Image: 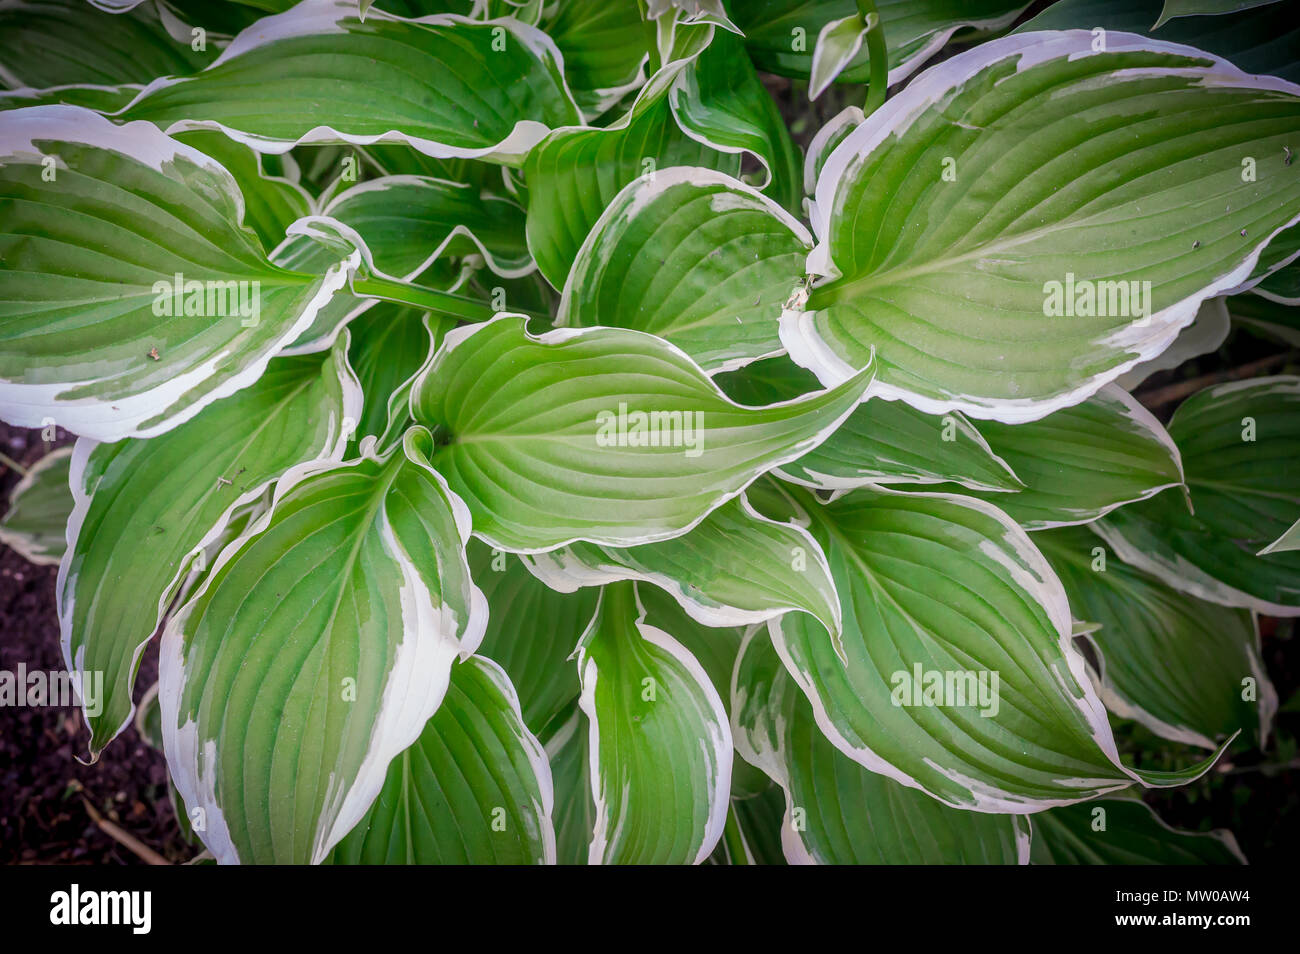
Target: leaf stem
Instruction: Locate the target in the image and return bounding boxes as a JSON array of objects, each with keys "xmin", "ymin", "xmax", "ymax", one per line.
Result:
[
  {"xmin": 856, "ymin": 0, "xmax": 888, "ymax": 117},
  {"xmin": 351, "ymin": 275, "xmax": 546, "ymax": 323},
  {"xmin": 722, "ymin": 801, "xmax": 749, "ymax": 864}
]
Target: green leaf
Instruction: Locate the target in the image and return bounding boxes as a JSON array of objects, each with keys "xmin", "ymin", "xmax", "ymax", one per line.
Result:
[
  {"xmin": 1094, "ymin": 376, "xmax": 1300, "ymax": 614},
  {"xmin": 541, "ymin": 0, "xmax": 656, "ymax": 115},
  {"xmin": 0, "ymin": 104, "xmax": 355, "ymax": 441},
  {"xmin": 716, "ymin": 356, "xmax": 1023, "ymax": 493},
  {"xmin": 1030, "ymin": 797, "xmax": 1245, "ymax": 864},
  {"xmin": 576, "ymin": 581, "xmax": 732, "ymax": 864},
  {"xmin": 730, "ymin": 0, "xmax": 1031, "ymax": 88},
  {"xmin": 469, "ymin": 539, "xmax": 597, "ymax": 735},
  {"xmin": 808, "ymin": 14, "xmax": 873, "ymax": 101},
  {"xmin": 1038, "ymin": 526, "xmax": 1275, "ymax": 748},
  {"xmin": 725, "ymin": 785, "xmax": 787, "ymax": 865},
  {"xmin": 558, "ymin": 167, "xmax": 811, "ymax": 373},
  {"xmin": 0, "ymin": 446, "xmax": 72, "ymax": 566},
  {"xmin": 787, "ymin": 32, "xmax": 1300, "ymax": 423},
  {"xmin": 522, "ymin": 53, "xmax": 741, "ymax": 288},
  {"xmin": 960, "ymin": 385, "xmax": 1185, "ymax": 530},
  {"xmin": 521, "ymin": 493, "xmax": 841, "ymax": 636},
  {"xmin": 117, "ymin": 0, "xmax": 581, "ymax": 165},
  {"xmin": 346, "ymin": 305, "xmax": 453, "ymax": 451},
  {"xmin": 543, "ymin": 708, "xmax": 596, "ymax": 865},
  {"xmin": 1017, "ymin": 0, "xmax": 1300, "ymax": 83},
  {"xmin": 0, "ymin": 0, "xmax": 214, "ymax": 90},
  {"xmin": 1228, "ymin": 290, "xmax": 1300, "ymax": 346},
  {"xmin": 1155, "ymin": 0, "xmax": 1282, "ymax": 29},
  {"xmin": 768, "ymin": 484, "xmax": 1229, "ymax": 810},
  {"xmin": 409, "ymin": 315, "xmax": 874, "ymax": 551},
  {"xmin": 628, "ymin": 585, "xmax": 770, "ymax": 798},
  {"xmin": 329, "ymin": 656, "xmax": 555, "ymax": 864},
  {"xmin": 59, "ymin": 341, "xmax": 361, "ymax": 754},
  {"xmin": 314, "ymin": 175, "xmax": 533, "ymax": 280},
  {"xmin": 732, "ymin": 628, "xmax": 1029, "ymax": 863},
  {"xmin": 168, "ymin": 130, "xmax": 312, "ymax": 254},
  {"xmin": 159, "ymin": 427, "xmax": 487, "ymax": 864},
  {"xmin": 667, "ymin": 29, "xmax": 803, "ymax": 213},
  {"xmin": 0, "ymin": 84, "xmax": 144, "ymax": 113}
]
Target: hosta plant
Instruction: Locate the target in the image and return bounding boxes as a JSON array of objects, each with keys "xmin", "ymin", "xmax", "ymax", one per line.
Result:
[{"xmin": 1, "ymin": 0, "xmax": 1298, "ymax": 865}]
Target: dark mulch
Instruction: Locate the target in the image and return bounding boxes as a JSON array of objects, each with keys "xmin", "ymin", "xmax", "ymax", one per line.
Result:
[{"xmin": 0, "ymin": 426, "xmax": 191, "ymax": 865}]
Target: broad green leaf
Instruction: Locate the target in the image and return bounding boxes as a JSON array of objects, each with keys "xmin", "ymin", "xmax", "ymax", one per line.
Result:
[
  {"xmin": 732, "ymin": 629, "xmax": 1029, "ymax": 863},
  {"xmin": 1094, "ymin": 376, "xmax": 1300, "ymax": 614},
  {"xmin": 1155, "ymin": 0, "xmax": 1282, "ymax": 28},
  {"xmin": 787, "ymin": 32, "xmax": 1300, "ymax": 423},
  {"xmin": 1030, "ymin": 797, "xmax": 1245, "ymax": 864},
  {"xmin": 159, "ymin": 427, "xmax": 487, "ymax": 864},
  {"xmin": 1018, "ymin": 0, "xmax": 1300, "ymax": 83},
  {"xmin": 542, "ymin": 0, "xmax": 656, "ymax": 115},
  {"xmin": 577, "ymin": 581, "xmax": 731, "ymax": 864},
  {"xmin": 557, "ymin": 168, "xmax": 811, "ymax": 373},
  {"xmin": 768, "ymin": 484, "xmax": 1229, "ymax": 811},
  {"xmin": 409, "ymin": 315, "xmax": 874, "ymax": 552},
  {"xmin": 730, "ymin": 0, "xmax": 1030, "ymax": 88},
  {"xmin": 59, "ymin": 341, "xmax": 361, "ymax": 754},
  {"xmin": 469, "ymin": 539, "xmax": 596, "ymax": 735},
  {"xmin": 116, "ymin": 0, "xmax": 581, "ymax": 164},
  {"xmin": 523, "ymin": 53, "xmax": 741, "ymax": 288},
  {"xmin": 1039, "ymin": 526, "xmax": 1274, "ymax": 748},
  {"xmin": 959, "ymin": 385, "xmax": 1185, "ymax": 530},
  {"xmin": 0, "ymin": 0, "xmax": 214, "ymax": 90},
  {"xmin": 0, "ymin": 446, "xmax": 72, "ymax": 566},
  {"xmin": 0, "ymin": 105, "xmax": 354, "ymax": 441},
  {"xmin": 716, "ymin": 356, "xmax": 1022, "ymax": 493},
  {"xmin": 1256, "ymin": 261, "xmax": 1300, "ymax": 304},
  {"xmin": 316, "ymin": 175, "xmax": 533, "ymax": 280},
  {"xmin": 521, "ymin": 493, "xmax": 841, "ymax": 636},
  {"xmin": 544, "ymin": 708, "xmax": 596, "ymax": 865},
  {"xmin": 173, "ymin": 130, "xmax": 312, "ymax": 254},
  {"xmin": 667, "ymin": 29, "xmax": 802, "ymax": 213},
  {"xmin": 329, "ymin": 656, "xmax": 555, "ymax": 864}
]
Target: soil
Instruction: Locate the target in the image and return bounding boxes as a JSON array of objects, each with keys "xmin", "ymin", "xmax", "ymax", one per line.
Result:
[{"xmin": 0, "ymin": 426, "xmax": 192, "ymax": 865}]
